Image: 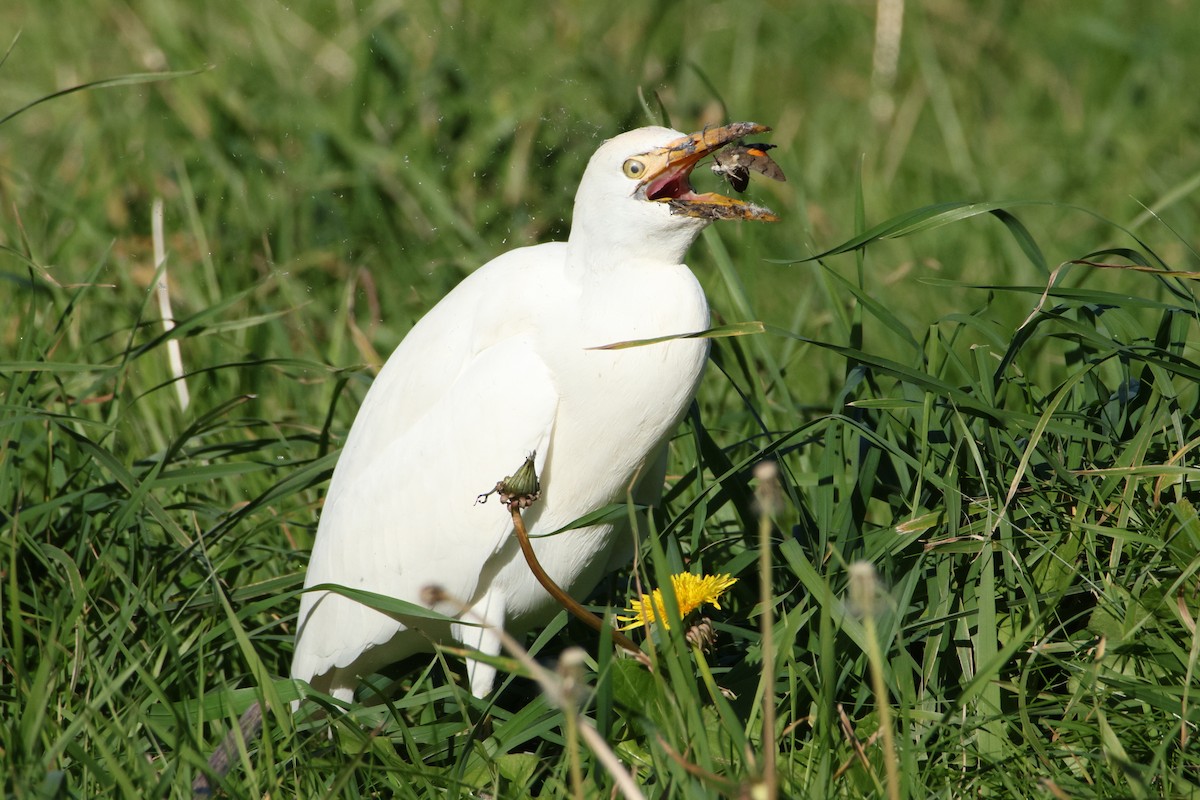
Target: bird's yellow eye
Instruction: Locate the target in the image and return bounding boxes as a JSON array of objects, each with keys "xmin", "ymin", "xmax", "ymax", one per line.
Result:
[{"xmin": 622, "ymin": 158, "xmax": 646, "ymax": 179}]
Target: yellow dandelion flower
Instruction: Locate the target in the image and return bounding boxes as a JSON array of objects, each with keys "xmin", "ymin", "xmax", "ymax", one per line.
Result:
[{"xmin": 616, "ymin": 572, "xmax": 738, "ymax": 631}]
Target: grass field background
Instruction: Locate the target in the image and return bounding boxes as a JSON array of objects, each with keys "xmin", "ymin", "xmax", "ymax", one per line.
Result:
[{"xmin": 3, "ymin": 1, "xmax": 1200, "ymax": 797}]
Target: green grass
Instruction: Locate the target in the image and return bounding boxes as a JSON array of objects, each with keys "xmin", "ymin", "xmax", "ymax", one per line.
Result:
[{"xmin": 3, "ymin": 1, "xmax": 1200, "ymax": 797}]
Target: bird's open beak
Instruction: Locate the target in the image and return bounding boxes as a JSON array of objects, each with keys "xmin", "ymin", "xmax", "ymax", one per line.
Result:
[{"xmin": 636, "ymin": 122, "xmax": 779, "ymax": 222}]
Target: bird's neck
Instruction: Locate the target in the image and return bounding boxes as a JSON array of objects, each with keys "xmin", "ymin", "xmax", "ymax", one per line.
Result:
[{"xmin": 566, "ymin": 217, "xmax": 705, "ymax": 272}]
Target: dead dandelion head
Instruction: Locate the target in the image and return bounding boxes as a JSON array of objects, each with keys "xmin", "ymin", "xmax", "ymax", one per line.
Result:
[{"xmin": 684, "ymin": 617, "xmax": 717, "ymax": 652}]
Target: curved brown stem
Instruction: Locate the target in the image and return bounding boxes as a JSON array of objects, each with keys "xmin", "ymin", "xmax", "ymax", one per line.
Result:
[{"xmin": 510, "ymin": 506, "xmax": 650, "ymax": 667}]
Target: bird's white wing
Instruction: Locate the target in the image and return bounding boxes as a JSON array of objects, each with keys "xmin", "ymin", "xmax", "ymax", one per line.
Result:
[
  {"xmin": 293, "ymin": 247, "xmax": 566, "ymax": 687},
  {"xmin": 293, "ymin": 335, "xmax": 557, "ymax": 681}
]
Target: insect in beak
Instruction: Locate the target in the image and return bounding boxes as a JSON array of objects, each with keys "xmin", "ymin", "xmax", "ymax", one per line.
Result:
[{"xmin": 710, "ymin": 142, "xmax": 787, "ymax": 193}]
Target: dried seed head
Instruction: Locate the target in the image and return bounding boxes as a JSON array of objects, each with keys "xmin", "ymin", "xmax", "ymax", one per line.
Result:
[
  {"xmin": 555, "ymin": 646, "xmax": 589, "ymax": 708},
  {"xmin": 753, "ymin": 459, "xmax": 783, "ymax": 516},
  {"xmin": 848, "ymin": 561, "xmax": 881, "ymax": 618},
  {"xmin": 685, "ymin": 617, "xmax": 717, "ymax": 652}
]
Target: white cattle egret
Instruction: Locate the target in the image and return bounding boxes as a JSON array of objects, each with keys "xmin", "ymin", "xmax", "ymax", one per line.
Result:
[{"xmin": 292, "ymin": 122, "xmax": 779, "ymax": 702}]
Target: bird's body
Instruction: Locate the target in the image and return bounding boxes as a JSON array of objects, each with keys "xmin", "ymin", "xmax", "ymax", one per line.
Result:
[{"xmin": 292, "ymin": 123, "xmax": 777, "ymax": 701}]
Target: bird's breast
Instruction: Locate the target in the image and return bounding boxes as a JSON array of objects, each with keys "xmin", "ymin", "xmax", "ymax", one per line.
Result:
[
  {"xmin": 492, "ymin": 263, "xmax": 710, "ymax": 622},
  {"xmin": 547, "ymin": 263, "xmax": 709, "ymax": 478}
]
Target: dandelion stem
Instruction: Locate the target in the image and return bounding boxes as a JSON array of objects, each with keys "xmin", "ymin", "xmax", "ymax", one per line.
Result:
[
  {"xmin": 850, "ymin": 562, "xmax": 900, "ymax": 800},
  {"xmin": 864, "ymin": 611, "xmax": 900, "ymax": 800},
  {"xmin": 510, "ymin": 506, "xmax": 650, "ymax": 666},
  {"xmin": 754, "ymin": 461, "xmax": 780, "ymax": 800}
]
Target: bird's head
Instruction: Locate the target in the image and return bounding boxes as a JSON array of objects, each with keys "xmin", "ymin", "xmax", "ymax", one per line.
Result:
[{"xmin": 568, "ymin": 123, "xmax": 779, "ymax": 269}]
